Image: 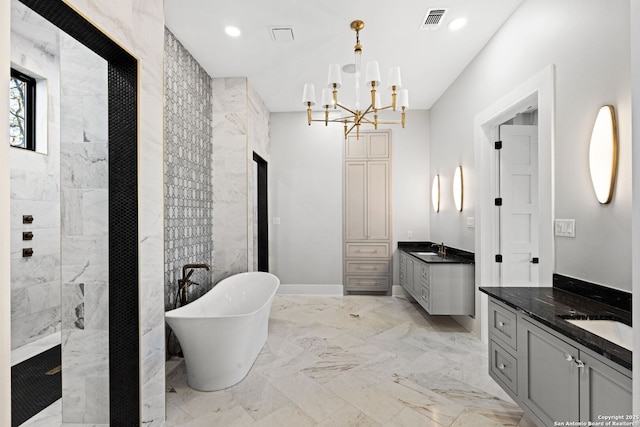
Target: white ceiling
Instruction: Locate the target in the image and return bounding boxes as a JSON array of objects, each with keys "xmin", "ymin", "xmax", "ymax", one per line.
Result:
[{"xmin": 164, "ymin": 0, "xmax": 524, "ymax": 113}]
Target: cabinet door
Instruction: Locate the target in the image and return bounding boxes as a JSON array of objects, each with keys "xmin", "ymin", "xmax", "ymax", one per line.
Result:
[
  {"xmin": 367, "ymin": 161, "xmax": 390, "ymax": 240},
  {"xmin": 579, "ymin": 352, "xmax": 632, "ymax": 422},
  {"xmin": 345, "ymin": 135, "xmax": 367, "ymax": 159},
  {"xmin": 399, "ymin": 253, "xmax": 407, "ymax": 287},
  {"xmin": 419, "ymin": 268, "xmax": 430, "ymax": 312},
  {"xmin": 412, "ymin": 261, "xmax": 424, "ymax": 297},
  {"xmin": 367, "ymin": 133, "xmax": 390, "ymax": 159},
  {"xmin": 406, "ymin": 257, "xmax": 415, "ymax": 296},
  {"xmin": 518, "ymin": 319, "xmax": 579, "ymax": 426},
  {"xmin": 345, "ymin": 162, "xmax": 367, "ymax": 240}
]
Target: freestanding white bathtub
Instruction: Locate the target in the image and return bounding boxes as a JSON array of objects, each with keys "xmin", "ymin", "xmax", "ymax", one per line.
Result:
[{"xmin": 165, "ymin": 272, "xmax": 280, "ymax": 391}]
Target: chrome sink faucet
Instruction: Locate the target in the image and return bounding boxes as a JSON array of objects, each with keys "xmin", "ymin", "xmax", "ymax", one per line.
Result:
[
  {"xmin": 431, "ymin": 242, "xmax": 446, "ymax": 257},
  {"xmin": 177, "ymin": 263, "xmax": 211, "ymax": 306}
]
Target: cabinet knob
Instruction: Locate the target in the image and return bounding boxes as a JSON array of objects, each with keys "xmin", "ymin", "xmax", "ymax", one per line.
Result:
[
  {"xmin": 564, "ymin": 353, "xmax": 573, "ymax": 362},
  {"xmin": 497, "ymin": 321, "xmax": 505, "ymax": 328},
  {"xmin": 498, "ymin": 363, "xmax": 506, "ymax": 370}
]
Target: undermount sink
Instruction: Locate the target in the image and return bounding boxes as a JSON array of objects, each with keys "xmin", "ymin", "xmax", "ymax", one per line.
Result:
[{"xmin": 564, "ymin": 319, "xmax": 633, "ymax": 351}]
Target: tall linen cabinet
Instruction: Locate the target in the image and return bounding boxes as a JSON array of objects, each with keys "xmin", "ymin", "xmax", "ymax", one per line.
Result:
[{"xmin": 343, "ymin": 131, "xmax": 392, "ymax": 294}]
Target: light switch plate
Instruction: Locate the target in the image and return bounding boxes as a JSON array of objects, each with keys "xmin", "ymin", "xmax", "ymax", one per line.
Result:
[
  {"xmin": 272, "ymin": 217, "xmax": 281, "ymax": 225},
  {"xmin": 555, "ymin": 219, "xmax": 575, "ymax": 237},
  {"xmin": 466, "ymin": 217, "xmax": 475, "ymax": 229}
]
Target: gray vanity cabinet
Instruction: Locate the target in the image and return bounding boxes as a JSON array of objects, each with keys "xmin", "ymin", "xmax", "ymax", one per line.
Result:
[
  {"xmin": 488, "ymin": 298, "xmax": 632, "ymax": 427},
  {"xmin": 399, "ymin": 252, "xmax": 474, "ymax": 316},
  {"xmin": 518, "ymin": 318, "xmax": 580, "ymax": 426},
  {"xmin": 399, "ymin": 252, "xmax": 415, "ymax": 293},
  {"xmin": 578, "ymin": 352, "xmax": 633, "ymax": 422}
]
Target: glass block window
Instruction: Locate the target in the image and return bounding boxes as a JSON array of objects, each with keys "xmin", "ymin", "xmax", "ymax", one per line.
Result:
[{"xmin": 10, "ymin": 68, "xmax": 36, "ymax": 150}]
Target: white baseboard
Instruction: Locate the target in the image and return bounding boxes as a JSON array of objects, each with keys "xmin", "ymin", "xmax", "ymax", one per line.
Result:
[
  {"xmin": 391, "ymin": 285, "xmax": 405, "ymax": 296},
  {"xmin": 277, "ymin": 284, "xmax": 405, "ymax": 296},
  {"xmin": 276, "ymin": 284, "xmax": 344, "ymax": 295}
]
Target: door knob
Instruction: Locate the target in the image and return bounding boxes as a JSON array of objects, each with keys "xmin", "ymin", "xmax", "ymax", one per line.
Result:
[{"xmin": 530, "ymin": 257, "xmax": 539, "ymax": 264}]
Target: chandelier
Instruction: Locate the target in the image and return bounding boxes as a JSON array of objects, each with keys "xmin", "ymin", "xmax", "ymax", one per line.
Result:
[{"xmin": 302, "ymin": 20, "xmax": 409, "ymax": 139}]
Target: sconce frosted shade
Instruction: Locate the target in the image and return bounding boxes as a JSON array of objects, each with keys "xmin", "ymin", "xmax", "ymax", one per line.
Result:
[
  {"xmin": 453, "ymin": 166, "xmax": 463, "ymax": 211},
  {"xmin": 302, "ymin": 83, "xmax": 316, "ymax": 106},
  {"xmin": 431, "ymin": 175, "xmax": 440, "ymax": 212},
  {"xmin": 588, "ymin": 105, "xmax": 617, "ymax": 204}
]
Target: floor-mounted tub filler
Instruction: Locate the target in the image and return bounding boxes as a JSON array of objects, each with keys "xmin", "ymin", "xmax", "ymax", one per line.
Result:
[{"xmin": 165, "ymin": 272, "xmax": 280, "ymax": 391}]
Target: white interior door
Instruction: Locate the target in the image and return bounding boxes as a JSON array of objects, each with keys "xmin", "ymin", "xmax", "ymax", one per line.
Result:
[{"xmin": 499, "ymin": 124, "xmax": 539, "ymax": 286}]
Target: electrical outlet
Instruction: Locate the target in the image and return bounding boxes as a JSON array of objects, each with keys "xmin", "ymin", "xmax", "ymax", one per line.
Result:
[
  {"xmin": 408, "ymin": 231, "xmax": 413, "ymax": 239},
  {"xmin": 272, "ymin": 217, "xmax": 281, "ymax": 225},
  {"xmin": 466, "ymin": 217, "xmax": 475, "ymax": 229}
]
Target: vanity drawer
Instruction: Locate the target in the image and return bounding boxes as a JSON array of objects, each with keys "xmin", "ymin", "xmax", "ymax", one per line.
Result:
[
  {"xmin": 489, "ymin": 300, "xmax": 517, "ymax": 350},
  {"xmin": 345, "ymin": 243, "xmax": 389, "ymax": 258},
  {"xmin": 345, "ymin": 275, "xmax": 389, "ymax": 291},
  {"xmin": 489, "ymin": 340, "xmax": 518, "ymax": 397},
  {"xmin": 346, "ymin": 260, "xmax": 389, "ymax": 274}
]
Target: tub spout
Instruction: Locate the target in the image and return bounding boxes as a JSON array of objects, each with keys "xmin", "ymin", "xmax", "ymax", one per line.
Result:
[{"xmin": 178, "ymin": 263, "xmax": 211, "ymax": 306}]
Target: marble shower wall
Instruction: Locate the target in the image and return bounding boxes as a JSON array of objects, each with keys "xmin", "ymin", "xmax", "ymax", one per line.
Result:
[
  {"xmin": 2, "ymin": 0, "xmax": 166, "ymax": 424},
  {"xmin": 163, "ymin": 29, "xmax": 213, "ymax": 307},
  {"xmin": 212, "ymin": 78, "xmax": 270, "ymax": 283},
  {"xmin": 9, "ymin": 0, "xmax": 62, "ymax": 350},
  {"xmin": 59, "ymin": 31, "xmax": 109, "ymax": 424}
]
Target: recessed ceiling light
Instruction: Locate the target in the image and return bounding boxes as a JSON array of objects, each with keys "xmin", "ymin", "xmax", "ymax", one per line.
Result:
[
  {"xmin": 448, "ymin": 17, "xmax": 467, "ymax": 31},
  {"xmin": 225, "ymin": 26, "xmax": 241, "ymax": 37}
]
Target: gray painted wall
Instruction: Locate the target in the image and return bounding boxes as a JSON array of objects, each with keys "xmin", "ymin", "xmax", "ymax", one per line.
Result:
[
  {"xmin": 430, "ymin": 0, "xmax": 632, "ymax": 292},
  {"xmin": 269, "ymin": 110, "xmax": 431, "ymax": 287}
]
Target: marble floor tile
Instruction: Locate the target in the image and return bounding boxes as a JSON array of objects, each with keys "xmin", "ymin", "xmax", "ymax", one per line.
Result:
[{"xmin": 164, "ymin": 295, "xmax": 531, "ymax": 426}]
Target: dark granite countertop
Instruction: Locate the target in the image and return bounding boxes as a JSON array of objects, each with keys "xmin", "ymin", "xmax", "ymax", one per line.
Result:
[
  {"xmin": 479, "ymin": 286, "xmax": 632, "ymax": 371},
  {"xmin": 398, "ymin": 241, "xmax": 474, "ymax": 264}
]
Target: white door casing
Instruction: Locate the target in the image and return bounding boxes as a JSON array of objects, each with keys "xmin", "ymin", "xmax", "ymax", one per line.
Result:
[{"xmin": 474, "ymin": 64, "xmax": 555, "ymax": 343}]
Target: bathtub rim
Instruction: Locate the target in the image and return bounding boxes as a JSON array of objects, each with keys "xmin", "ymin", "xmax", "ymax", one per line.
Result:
[{"xmin": 165, "ymin": 271, "xmax": 280, "ymax": 320}]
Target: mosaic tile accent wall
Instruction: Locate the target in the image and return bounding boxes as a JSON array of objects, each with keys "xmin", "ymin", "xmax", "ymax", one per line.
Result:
[{"xmin": 163, "ymin": 29, "xmax": 213, "ymax": 309}]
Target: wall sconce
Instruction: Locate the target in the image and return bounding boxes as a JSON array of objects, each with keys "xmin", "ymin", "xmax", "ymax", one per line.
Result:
[
  {"xmin": 431, "ymin": 175, "xmax": 440, "ymax": 212},
  {"xmin": 588, "ymin": 105, "xmax": 618, "ymax": 204},
  {"xmin": 453, "ymin": 166, "xmax": 463, "ymax": 211}
]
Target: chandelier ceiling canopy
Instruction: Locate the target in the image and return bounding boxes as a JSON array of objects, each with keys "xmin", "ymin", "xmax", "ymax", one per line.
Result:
[{"xmin": 302, "ymin": 20, "xmax": 409, "ymax": 139}]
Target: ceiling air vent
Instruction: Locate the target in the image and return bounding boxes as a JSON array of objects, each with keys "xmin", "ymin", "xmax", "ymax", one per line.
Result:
[
  {"xmin": 269, "ymin": 26, "xmax": 294, "ymax": 42},
  {"xmin": 420, "ymin": 8, "xmax": 448, "ymax": 30}
]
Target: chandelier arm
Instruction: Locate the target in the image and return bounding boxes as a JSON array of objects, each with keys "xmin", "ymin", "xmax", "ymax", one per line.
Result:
[
  {"xmin": 311, "ymin": 118, "xmax": 357, "ymax": 124},
  {"xmin": 335, "ymin": 102, "xmax": 359, "ymax": 116},
  {"xmin": 371, "ymin": 120, "xmax": 404, "ymax": 125}
]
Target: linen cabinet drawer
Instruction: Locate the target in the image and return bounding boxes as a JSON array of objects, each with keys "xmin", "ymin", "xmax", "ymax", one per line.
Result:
[
  {"xmin": 345, "ymin": 243, "xmax": 389, "ymax": 258},
  {"xmin": 345, "ymin": 275, "xmax": 389, "ymax": 291},
  {"xmin": 489, "ymin": 300, "xmax": 517, "ymax": 350},
  {"xmin": 489, "ymin": 340, "xmax": 518, "ymax": 397},
  {"xmin": 346, "ymin": 260, "xmax": 389, "ymax": 274}
]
